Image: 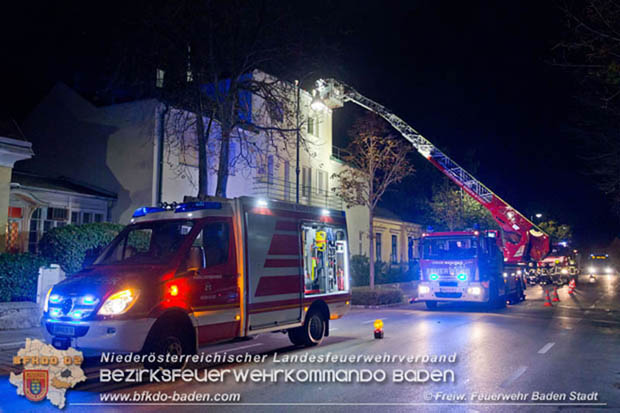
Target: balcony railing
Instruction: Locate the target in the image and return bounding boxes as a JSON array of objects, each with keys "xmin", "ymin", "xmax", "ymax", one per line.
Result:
[
  {"xmin": 253, "ymin": 176, "xmax": 343, "ymax": 210},
  {"xmin": 331, "ymin": 145, "xmax": 351, "ymax": 162}
]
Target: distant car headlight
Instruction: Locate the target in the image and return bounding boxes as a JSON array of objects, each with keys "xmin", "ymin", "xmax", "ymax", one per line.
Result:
[
  {"xmin": 98, "ymin": 289, "xmax": 139, "ymax": 315},
  {"xmin": 561, "ymin": 268, "xmax": 568, "ymax": 274},
  {"xmin": 605, "ymin": 267, "xmax": 613, "ymax": 274},
  {"xmin": 418, "ymin": 285, "xmax": 430, "ymax": 294},
  {"xmin": 588, "ymin": 266, "xmax": 596, "ymax": 273}
]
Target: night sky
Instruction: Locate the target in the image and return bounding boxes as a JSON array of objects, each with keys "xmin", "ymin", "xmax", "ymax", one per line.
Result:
[{"xmin": 1, "ymin": 1, "xmax": 618, "ymax": 248}]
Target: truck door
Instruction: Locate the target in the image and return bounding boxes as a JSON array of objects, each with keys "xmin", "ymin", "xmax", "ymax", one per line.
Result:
[{"xmin": 190, "ymin": 218, "xmax": 240, "ymax": 345}]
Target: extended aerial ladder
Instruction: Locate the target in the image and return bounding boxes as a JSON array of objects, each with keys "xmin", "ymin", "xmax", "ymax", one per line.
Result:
[{"xmin": 313, "ymin": 79, "xmax": 550, "ymax": 265}]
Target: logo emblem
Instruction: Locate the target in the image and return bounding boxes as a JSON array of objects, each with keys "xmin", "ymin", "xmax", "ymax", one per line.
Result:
[
  {"xmin": 61, "ymin": 298, "xmax": 73, "ymax": 315},
  {"xmin": 23, "ymin": 370, "xmax": 48, "ymax": 402}
]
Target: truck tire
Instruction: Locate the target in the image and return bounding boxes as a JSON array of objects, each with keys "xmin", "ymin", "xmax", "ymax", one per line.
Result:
[
  {"xmin": 488, "ymin": 284, "xmax": 505, "ymax": 310},
  {"xmin": 288, "ymin": 327, "xmax": 306, "ymax": 346},
  {"xmin": 518, "ymin": 281, "xmax": 526, "ymax": 301},
  {"xmin": 425, "ymin": 301, "xmax": 438, "ymax": 310},
  {"xmin": 143, "ymin": 323, "xmax": 194, "ymax": 369},
  {"xmin": 305, "ymin": 310, "xmax": 326, "ymax": 346}
]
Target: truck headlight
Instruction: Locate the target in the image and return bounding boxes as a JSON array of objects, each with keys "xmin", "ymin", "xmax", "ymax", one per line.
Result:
[
  {"xmin": 588, "ymin": 266, "xmax": 595, "ymax": 273},
  {"xmin": 98, "ymin": 289, "xmax": 139, "ymax": 316},
  {"xmin": 561, "ymin": 268, "xmax": 568, "ymax": 274},
  {"xmin": 605, "ymin": 267, "xmax": 613, "ymax": 274},
  {"xmin": 418, "ymin": 285, "xmax": 430, "ymax": 294},
  {"xmin": 468, "ymin": 287, "xmax": 481, "ymax": 295}
]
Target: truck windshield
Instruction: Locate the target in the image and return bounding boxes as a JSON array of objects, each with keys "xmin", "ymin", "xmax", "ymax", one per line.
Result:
[
  {"xmin": 422, "ymin": 237, "xmax": 477, "ymax": 260},
  {"xmin": 94, "ymin": 220, "xmax": 194, "ymax": 266}
]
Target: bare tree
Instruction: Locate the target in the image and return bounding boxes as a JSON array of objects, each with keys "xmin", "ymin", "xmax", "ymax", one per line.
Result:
[
  {"xmin": 106, "ymin": 0, "xmax": 323, "ymax": 199},
  {"xmin": 332, "ymin": 113, "xmax": 415, "ymax": 289},
  {"xmin": 553, "ymin": 0, "xmax": 620, "ymax": 216}
]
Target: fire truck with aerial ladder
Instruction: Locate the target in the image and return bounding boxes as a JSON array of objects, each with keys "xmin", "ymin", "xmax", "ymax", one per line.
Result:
[{"xmin": 312, "ymin": 79, "xmax": 550, "ymax": 308}]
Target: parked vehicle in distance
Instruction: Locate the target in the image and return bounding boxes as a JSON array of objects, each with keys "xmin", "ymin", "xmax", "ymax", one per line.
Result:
[
  {"xmin": 537, "ymin": 265, "xmax": 553, "ymax": 285},
  {"xmin": 584, "ymin": 253, "xmax": 615, "ymax": 275},
  {"xmin": 41, "ymin": 197, "xmax": 351, "ymax": 362},
  {"xmin": 526, "ymin": 272, "xmax": 539, "ymax": 285}
]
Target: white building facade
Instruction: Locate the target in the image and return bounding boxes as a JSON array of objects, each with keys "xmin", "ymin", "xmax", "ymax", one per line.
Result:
[{"xmin": 21, "ymin": 72, "xmax": 372, "ymax": 253}]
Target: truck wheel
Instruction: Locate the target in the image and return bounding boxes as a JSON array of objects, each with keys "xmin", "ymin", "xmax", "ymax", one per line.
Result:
[
  {"xmin": 488, "ymin": 285, "xmax": 505, "ymax": 310},
  {"xmin": 288, "ymin": 327, "xmax": 306, "ymax": 346},
  {"xmin": 425, "ymin": 301, "xmax": 438, "ymax": 310},
  {"xmin": 303, "ymin": 310, "xmax": 326, "ymax": 346},
  {"xmin": 143, "ymin": 324, "xmax": 194, "ymax": 369}
]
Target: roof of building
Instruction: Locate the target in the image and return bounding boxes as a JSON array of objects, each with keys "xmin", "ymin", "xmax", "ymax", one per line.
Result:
[
  {"xmin": 0, "ymin": 119, "xmax": 27, "ymax": 141},
  {"xmin": 11, "ymin": 171, "xmax": 117, "ymax": 199},
  {"xmin": 374, "ymin": 206, "xmax": 420, "ymax": 226}
]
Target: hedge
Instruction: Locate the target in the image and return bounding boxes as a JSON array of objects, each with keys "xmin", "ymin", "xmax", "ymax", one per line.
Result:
[
  {"xmin": 351, "ymin": 286, "xmax": 404, "ymax": 306},
  {"xmin": 0, "ymin": 253, "xmax": 49, "ymax": 302},
  {"xmin": 350, "ymin": 255, "xmax": 420, "ymax": 287},
  {"xmin": 38, "ymin": 222, "xmax": 126, "ymax": 274}
]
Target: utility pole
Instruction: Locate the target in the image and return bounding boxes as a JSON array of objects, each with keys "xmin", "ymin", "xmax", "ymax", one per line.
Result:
[{"xmin": 295, "ymin": 79, "xmax": 301, "ymax": 204}]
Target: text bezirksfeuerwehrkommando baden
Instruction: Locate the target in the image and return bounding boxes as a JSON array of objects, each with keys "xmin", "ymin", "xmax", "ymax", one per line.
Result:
[{"xmin": 99, "ymin": 352, "xmax": 457, "ymax": 384}]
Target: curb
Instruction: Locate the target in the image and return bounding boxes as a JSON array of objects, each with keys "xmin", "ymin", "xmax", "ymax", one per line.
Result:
[{"xmin": 351, "ymin": 302, "xmax": 409, "ymax": 309}]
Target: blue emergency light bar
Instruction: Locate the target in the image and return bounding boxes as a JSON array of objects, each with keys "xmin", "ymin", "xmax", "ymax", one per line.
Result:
[
  {"xmin": 175, "ymin": 202, "xmax": 222, "ymax": 213},
  {"xmin": 132, "ymin": 202, "xmax": 222, "ymax": 218},
  {"xmin": 132, "ymin": 206, "xmax": 167, "ymax": 218}
]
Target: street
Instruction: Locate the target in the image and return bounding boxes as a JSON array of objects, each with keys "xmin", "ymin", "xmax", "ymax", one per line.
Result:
[{"xmin": 1, "ymin": 275, "xmax": 618, "ymax": 412}]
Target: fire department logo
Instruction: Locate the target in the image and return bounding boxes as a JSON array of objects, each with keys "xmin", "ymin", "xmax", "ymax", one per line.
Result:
[
  {"xmin": 23, "ymin": 370, "xmax": 49, "ymax": 402},
  {"xmin": 9, "ymin": 339, "xmax": 86, "ymax": 408}
]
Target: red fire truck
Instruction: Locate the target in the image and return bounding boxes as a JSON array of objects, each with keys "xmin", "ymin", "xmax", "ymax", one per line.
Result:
[
  {"xmin": 416, "ymin": 230, "xmax": 524, "ymax": 308},
  {"xmin": 313, "ymin": 79, "xmax": 550, "ymax": 308},
  {"xmin": 42, "ymin": 197, "xmax": 350, "ymax": 360}
]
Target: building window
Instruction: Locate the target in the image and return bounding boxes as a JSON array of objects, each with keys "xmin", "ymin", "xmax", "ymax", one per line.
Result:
[
  {"xmin": 156, "ymin": 68, "xmax": 165, "ymax": 88},
  {"xmin": 28, "ymin": 207, "xmax": 69, "ymax": 253},
  {"xmin": 47, "ymin": 207, "xmax": 68, "ymax": 221},
  {"xmin": 267, "ymin": 155, "xmax": 274, "ymax": 184},
  {"xmin": 375, "ymin": 233, "xmax": 382, "ymax": 262},
  {"xmin": 82, "ymin": 212, "xmax": 92, "ymax": 224},
  {"xmin": 408, "ymin": 237, "xmax": 414, "ymax": 262},
  {"xmin": 95, "ymin": 213, "xmax": 103, "ymax": 223},
  {"xmin": 302, "ymin": 167, "xmax": 312, "ymax": 197},
  {"xmin": 229, "ymin": 141, "xmax": 237, "ymax": 175},
  {"xmin": 307, "ymin": 116, "xmax": 315, "ymax": 135},
  {"xmin": 391, "ymin": 235, "xmax": 398, "ymax": 263},
  {"xmin": 71, "ymin": 211, "xmax": 79, "ymax": 224},
  {"xmin": 359, "ymin": 231, "xmax": 363, "ymax": 255},
  {"xmin": 283, "ymin": 161, "xmax": 290, "ymax": 201},
  {"xmin": 317, "ymin": 170, "xmax": 327, "ymax": 196}
]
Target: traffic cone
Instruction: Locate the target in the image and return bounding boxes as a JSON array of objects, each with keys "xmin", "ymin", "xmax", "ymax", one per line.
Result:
[
  {"xmin": 544, "ymin": 289, "xmax": 553, "ymax": 307},
  {"xmin": 552, "ymin": 286, "xmax": 560, "ymax": 302},
  {"xmin": 568, "ymin": 278, "xmax": 575, "ymax": 295}
]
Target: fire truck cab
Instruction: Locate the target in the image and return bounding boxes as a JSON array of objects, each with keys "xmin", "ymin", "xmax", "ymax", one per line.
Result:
[
  {"xmin": 417, "ymin": 230, "xmax": 525, "ymax": 309},
  {"xmin": 41, "ymin": 197, "xmax": 350, "ymax": 360}
]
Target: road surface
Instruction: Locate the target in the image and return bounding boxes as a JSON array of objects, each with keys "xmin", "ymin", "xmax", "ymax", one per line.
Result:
[{"xmin": 1, "ymin": 275, "xmax": 618, "ymax": 412}]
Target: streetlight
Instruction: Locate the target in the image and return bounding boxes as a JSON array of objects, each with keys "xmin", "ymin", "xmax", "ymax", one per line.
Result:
[{"xmin": 536, "ymin": 213, "xmax": 542, "ymax": 219}]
